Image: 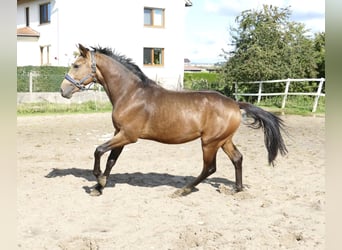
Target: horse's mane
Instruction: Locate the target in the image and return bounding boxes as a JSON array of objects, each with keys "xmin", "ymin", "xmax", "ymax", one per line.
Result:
[{"xmin": 91, "ymin": 46, "xmax": 155, "ymax": 86}]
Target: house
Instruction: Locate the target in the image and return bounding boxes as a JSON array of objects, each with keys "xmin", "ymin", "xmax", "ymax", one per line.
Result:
[{"xmin": 17, "ymin": 0, "xmax": 192, "ymax": 90}]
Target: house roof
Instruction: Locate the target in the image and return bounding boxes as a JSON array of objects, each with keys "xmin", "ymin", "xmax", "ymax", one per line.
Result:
[
  {"xmin": 17, "ymin": 26, "xmax": 40, "ymax": 37},
  {"xmin": 184, "ymin": 65, "xmax": 203, "ymax": 72}
]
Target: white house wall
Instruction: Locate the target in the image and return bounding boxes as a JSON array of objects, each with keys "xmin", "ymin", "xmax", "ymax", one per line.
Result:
[
  {"xmin": 17, "ymin": 0, "xmax": 186, "ymax": 89},
  {"xmin": 142, "ymin": 0, "xmax": 185, "ymax": 88},
  {"xmin": 17, "ymin": 37, "xmax": 41, "ymax": 66}
]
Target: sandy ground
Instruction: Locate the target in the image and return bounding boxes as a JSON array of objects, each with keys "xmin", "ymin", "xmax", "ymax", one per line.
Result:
[{"xmin": 17, "ymin": 112, "xmax": 325, "ymax": 249}]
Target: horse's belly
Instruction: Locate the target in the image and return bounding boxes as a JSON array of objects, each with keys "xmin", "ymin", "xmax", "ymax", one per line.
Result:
[
  {"xmin": 141, "ymin": 119, "xmax": 202, "ymax": 144},
  {"xmin": 143, "ymin": 132, "xmax": 201, "ymax": 144}
]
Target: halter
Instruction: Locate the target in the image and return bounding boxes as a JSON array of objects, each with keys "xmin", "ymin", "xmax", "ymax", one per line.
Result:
[{"xmin": 64, "ymin": 51, "xmax": 97, "ymax": 91}]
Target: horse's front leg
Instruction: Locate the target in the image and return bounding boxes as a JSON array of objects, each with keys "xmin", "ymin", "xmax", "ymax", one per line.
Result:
[
  {"xmin": 92, "ymin": 130, "xmax": 120, "ymax": 179},
  {"xmin": 90, "ymin": 131, "xmax": 132, "ymax": 196},
  {"xmin": 90, "ymin": 146, "xmax": 124, "ymax": 196},
  {"xmin": 92, "ymin": 147, "xmax": 103, "ymax": 179},
  {"xmin": 90, "ymin": 143, "xmax": 108, "ymax": 196}
]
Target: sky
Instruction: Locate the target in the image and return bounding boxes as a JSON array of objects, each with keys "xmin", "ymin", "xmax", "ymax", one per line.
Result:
[{"xmin": 184, "ymin": 0, "xmax": 325, "ymax": 64}]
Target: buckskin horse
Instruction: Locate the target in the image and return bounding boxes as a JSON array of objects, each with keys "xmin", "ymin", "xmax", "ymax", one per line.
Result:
[{"xmin": 60, "ymin": 44, "xmax": 287, "ymax": 196}]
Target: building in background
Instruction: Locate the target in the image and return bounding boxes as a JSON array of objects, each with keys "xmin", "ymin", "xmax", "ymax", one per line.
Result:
[{"xmin": 17, "ymin": 0, "xmax": 192, "ymax": 89}]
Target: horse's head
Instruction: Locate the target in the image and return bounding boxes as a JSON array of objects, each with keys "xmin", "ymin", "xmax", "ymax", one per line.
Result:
[{"xmin": 60, "ymin": 44, "xmax": 97, "ymax": 99}]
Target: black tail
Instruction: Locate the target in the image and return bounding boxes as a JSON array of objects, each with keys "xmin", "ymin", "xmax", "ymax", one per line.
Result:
[{"xmin": 238, "ymin": 102, "xmax": 288, "ymax": 165}]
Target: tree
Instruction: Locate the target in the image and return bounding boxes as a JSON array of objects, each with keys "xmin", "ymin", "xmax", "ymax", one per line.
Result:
[
  {"xmin": 313, "ymin": 32, "xmax": 325, "ymax": 78},
  {"xmin": 221, "ymin": 5, "xmax": 319, "ymax": 90}
]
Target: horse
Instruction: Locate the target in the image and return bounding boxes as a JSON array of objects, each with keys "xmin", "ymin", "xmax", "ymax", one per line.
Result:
[{"xmin": 60, "ymin": 44, "xmax": 288, "ymax": 197}]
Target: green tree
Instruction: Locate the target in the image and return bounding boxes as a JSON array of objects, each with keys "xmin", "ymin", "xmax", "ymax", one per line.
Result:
[
  {"xmin": 220, "ymin": 4, "xmax": 320, "ymax": 97},
  {"xmin": 313, "ymin": 32, "xmax": 325, "ymax": 78}
]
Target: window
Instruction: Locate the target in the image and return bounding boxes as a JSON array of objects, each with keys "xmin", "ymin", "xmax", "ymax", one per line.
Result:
[
  {"xmin": 40, "ymin": 2, "xmax": 51, "ymax": 24},
  {"xmin": 143, "ymin": 48, "xmax": 164, "ymax": 66},
  {"xmin": 144, "ymin": 7, "xmax": 164, "ymax": 27},
  {"xmin": 40, "ymin": 45, "xmax": 50, "ymax": 65}
]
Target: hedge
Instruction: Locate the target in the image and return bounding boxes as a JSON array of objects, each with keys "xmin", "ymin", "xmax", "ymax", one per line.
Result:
[{"xmin": 17, "ymin": 66, "xmax": 69, "ymax": 92}]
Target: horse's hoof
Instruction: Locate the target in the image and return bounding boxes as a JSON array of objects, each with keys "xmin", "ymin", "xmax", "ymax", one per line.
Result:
[
  {"xmin": 89, "ymin": 188, "xmax": 102, "ymax": 196},
  {"xmin": 90, "ymin": 189, "xmax": 101, "ymax": 196},
  {"xmin": 234, "ymin": 185, "xmax": 243, "ymax": 193},
  {"xmin": 170, "ymin": 187, "xmax": 193, "ymax": 198}
]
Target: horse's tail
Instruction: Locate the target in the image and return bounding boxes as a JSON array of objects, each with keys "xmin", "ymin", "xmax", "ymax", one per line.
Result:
[{"xmin": 238, "ymin": 102, "xmax": 288, "ymax": 165}]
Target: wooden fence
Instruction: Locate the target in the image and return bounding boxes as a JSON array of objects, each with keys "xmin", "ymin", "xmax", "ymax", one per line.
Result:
[{"xmin": 234, "ymin": 78, "xmax": 325, "ymax": 112}]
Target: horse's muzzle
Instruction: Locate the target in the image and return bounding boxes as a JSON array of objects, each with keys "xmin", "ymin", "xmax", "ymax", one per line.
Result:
[
  {"xmin": 60, "ymin": 85, "xmax": 74, "ymax": 99},
  {"xmin": 60, "ymin": 88, "xmax": 69, "ymax": 99}
]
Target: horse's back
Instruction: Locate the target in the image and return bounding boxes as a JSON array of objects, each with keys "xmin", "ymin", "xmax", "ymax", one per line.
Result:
[{"xmin": 163, "ymin": 89, "xmax": 240, "ymax": 117}]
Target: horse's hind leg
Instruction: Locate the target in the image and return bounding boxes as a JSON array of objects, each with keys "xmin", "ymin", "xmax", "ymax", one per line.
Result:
[
  {"xmin": 221, "ymin": 140, "xmax": 243, "ymax": 192},
  {"xmin": 91, "ymin": 146, "xmax": 124, "ymax": 196},
  {"xmin": 172, "ymin": 143, "xmax": 218, "ymax": 197}
]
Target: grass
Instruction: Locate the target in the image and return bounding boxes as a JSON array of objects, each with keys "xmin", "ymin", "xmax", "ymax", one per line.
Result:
[
  {"xmin": 17, "ymin": 101, "xmax": 113, "ymax": 116},
  {"xmin": 256, "ymin": 95, "xmax": 325, "ymax": 116}
]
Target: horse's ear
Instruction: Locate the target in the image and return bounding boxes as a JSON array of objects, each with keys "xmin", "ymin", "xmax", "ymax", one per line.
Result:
[{"xmin": 78, "ymin": 44, "xmax": 89, "ymax": 57}]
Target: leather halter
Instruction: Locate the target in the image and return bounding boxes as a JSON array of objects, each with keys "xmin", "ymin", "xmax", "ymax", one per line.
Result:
[{"xmin": 64, "ymin": 51, "xmax": 97, "ymax": 91}]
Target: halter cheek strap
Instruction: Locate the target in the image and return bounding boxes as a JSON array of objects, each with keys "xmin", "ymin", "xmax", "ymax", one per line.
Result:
[{"xmin": 64, "ymin": 51, "xmax": 97, "ymax": 91}]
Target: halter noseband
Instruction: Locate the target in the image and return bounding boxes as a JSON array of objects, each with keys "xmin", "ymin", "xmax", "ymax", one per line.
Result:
[{"xmin": 64, "ymin": 51, "xmax": 97, "ymax": 91}]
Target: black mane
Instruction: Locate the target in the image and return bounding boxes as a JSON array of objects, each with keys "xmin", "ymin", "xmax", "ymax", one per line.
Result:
[{"xmin": 91, "ymin": 46, "xmax": 154, "ymax": 86}]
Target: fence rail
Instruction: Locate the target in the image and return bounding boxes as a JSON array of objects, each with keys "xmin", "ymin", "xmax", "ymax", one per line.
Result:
[{"xmin": 234, "ymin": 78, "xmax": 325, "ymax": 112}]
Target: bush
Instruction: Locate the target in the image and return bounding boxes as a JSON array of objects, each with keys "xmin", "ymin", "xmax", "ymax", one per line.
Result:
[{"xmin": 183, "ymin": 72, "xmax": 233, "ymax": 96}]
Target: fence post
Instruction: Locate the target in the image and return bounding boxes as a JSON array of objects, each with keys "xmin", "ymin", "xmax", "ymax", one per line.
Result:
[
  {"xmin": 177, "ymin": 74, "xmax": 182, "ymax": 90},
  {"xmin": 29, "ymin": 71, "xmax": 33, "ymax": 93},
  {"xmin": 257, "ymin": 82, "xmax": 263, "ymax": 104},
  {"xmin": 312, "ymin": 78, "xmax": 325, "ymax": 112},
  {"xmin": 234, "ymin": 82, "xmax": 238, "ymax": 101},
  {"xmin": 281, "ymin": 79, "xmax": 291, "ymax": 109}
]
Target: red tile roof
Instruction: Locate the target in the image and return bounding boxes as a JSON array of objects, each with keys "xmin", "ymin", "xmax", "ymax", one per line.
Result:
[{"xmin": 17, "ymin": 26, "xmax": 40, "ymax": 37}]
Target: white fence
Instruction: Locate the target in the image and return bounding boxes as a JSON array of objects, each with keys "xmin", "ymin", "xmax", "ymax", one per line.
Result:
[
  {"xmin": 234, "ymin": 78, "xmax": 325, "ymax": 112},
  {"xmin": 18, "ymin": 77, "xmax": 326, "ymax": 112}
]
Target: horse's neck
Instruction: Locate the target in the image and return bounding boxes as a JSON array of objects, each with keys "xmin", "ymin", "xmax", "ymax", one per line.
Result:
[{"xmin": 96, "ymin": 55, "xmax": 139, "ymax": 105}]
